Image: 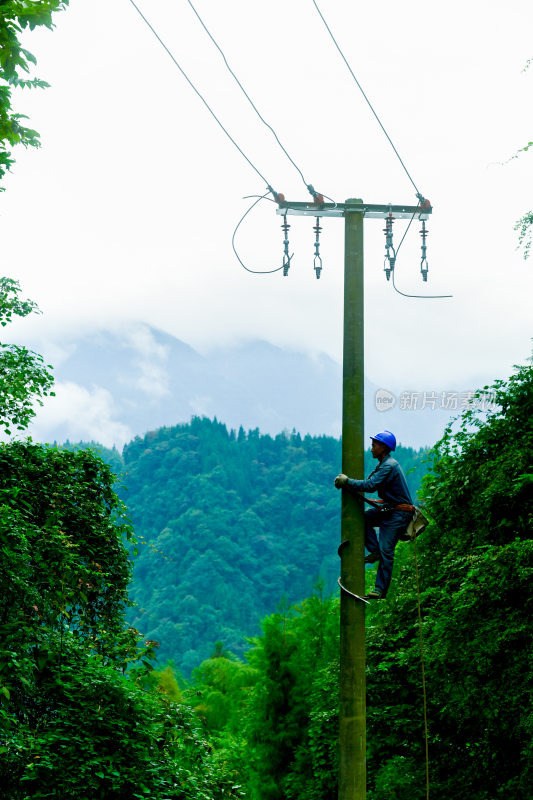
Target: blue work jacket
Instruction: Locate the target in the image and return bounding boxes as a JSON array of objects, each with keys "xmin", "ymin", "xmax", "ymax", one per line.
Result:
[{"xmin": 346, "ymin": 454, "xmax": 413, "ymax": 506}]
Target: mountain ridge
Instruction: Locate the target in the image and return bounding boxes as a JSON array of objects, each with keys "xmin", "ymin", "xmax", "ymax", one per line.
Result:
[{"xmin": 22, "ymin": 323, "xmax": 456, "ymax": 448}]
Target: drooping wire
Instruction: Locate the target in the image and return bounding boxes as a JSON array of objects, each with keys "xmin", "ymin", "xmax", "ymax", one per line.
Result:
[
  {"xmin": 186, "ymin": 0, "xmax": 328, "ymax": 202},
  {"xmin": 311, "ymin": 0, "xmax": 423, "ymax": 201},
  {"xmin": 127, "ymin": 0, "xmax": 279, "ymax": 197},
  {"xmin": 391, "ymin": 210, "xmax": 453, "ymax": 299},
  {"xmin": 232, "ymin": 193, "xmax": 287, "ymax": 274}
]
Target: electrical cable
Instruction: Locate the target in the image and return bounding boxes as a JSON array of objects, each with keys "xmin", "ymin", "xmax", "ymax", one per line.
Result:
[
  {"xmin": 232, "ymin": 193, "xmax": 287, "ymax": 274},
  {"xmin": 186, "ymin": 0, "xmax": 330, "ymax": 202},
  {"xmin": 127, "ymin": 0, "xmax": 277, "ymax": 195},
  {"xmin": 391, "ymin": 211, "xmax": 453, "ymax": 299},
  {"xmin": 311, "ymin": 0, "xmax": 423, "ymax": 200}
]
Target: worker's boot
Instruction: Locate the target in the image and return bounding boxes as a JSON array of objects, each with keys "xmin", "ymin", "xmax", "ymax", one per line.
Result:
[{"xmin": 364, "ymin": 551, "xmax": 380, "ymax": 564}]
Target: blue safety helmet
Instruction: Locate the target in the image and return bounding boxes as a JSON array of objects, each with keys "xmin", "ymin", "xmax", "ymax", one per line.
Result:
[{"xmin": 371, "ymin": 430, "xmax": 396, "ymax": 452}]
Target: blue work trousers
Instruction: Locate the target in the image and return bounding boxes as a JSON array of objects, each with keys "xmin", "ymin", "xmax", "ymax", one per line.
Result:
[{"xmin": 365, "ymin": 507, "xmax": 411, "ymax": 597}]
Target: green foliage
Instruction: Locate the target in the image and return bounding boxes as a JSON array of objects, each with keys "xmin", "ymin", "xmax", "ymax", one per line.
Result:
[
  {"xmin": 0, "ymin": 438, "xmax": 246, "ymax": 799},
  {"xmin": 514, "ymin": 210, "xmax": 533, "ymax": 259},
  {"xmin": 244, "ymin": 592, "xmax": 339, "ymax": 800},
  {"xmin": 190, "ymin": 650, "xmax": 257, "ymax": 734},
  {"xmin": 197, "ymin": 360, "xmax": 532, "ymax": 799},
  {"xmin": 60, "ymin": 438, "xmax": 126, "ymax": 477},
  {"xmin": 0, "ymin": 1, "xmax": 69, "ymax": 184},
  {"xmin": 155, "ymin": 663, "xmax": 184, "ymax": 703},
  {"xmin": 364, "ymin": 361, "xmax": 533, "ymax": 799},
  {"xmin": 122, "ymin": 417, "xmax": 428, "ymax": 674},
  {"xmin": 0, "ymin": 278, "xmax": 54, "ymax": 434},
  {"xmin": 3, "ymin": 637, "xmax": 232, "ymax": 800},
  {"xmin": 0, "ymin": 442, "xmax": 136, "ymax": 726},
  {"xmin": 0, "ymin": 442, "xmax": 134, "ymax": 643}
]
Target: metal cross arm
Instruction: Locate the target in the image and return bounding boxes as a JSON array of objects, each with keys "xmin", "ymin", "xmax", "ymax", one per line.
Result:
[{"xmin": 275, "ymin": 200, "xmax": 432, "ymax": 219}]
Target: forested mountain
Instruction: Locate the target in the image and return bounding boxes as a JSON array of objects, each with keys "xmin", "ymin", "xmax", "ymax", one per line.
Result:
[{"xmin": 104, "ymin": 418, "xmax": 429, "ymax": 675}]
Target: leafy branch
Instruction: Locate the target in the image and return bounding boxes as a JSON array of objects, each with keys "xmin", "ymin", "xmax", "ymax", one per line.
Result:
[
  {"xmin": 0, "ymin": 1, "xmax": 69, "ymax": 185},
  {"xmin": 0, "ymin": 278, "xmax": 54, "ymax": 434},
  {"xmin": 514, "ymin": 211, "xmax": 533, "ymax": 260}
]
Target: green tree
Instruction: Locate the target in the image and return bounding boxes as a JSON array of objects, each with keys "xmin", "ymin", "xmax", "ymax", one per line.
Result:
[
  {"xmin": 0, "ymin": 299, "xmax": 242, "ymax": 798},
  {"xmin": 0, "ymin": 439, "xmax": 246, "ymax": 799},
  {"xmin": 245, "ymin": 592, "xmax": 339, "ymax": 800},
  {"xmin": 191, "ymin": 647, "xmax": 257, "ymax": 734},
  {"xmin": 0, "ymin": 0, "xmax": 68, "ymax": 184},
  {"xmin": 363, "ymin": 360, "xmax": 533, "ymax": 799},
  {"xmin": 221, "ymin": 359, "xmax": 533, "ymax": 800},
  {"xmin": 0, "ymin": 277, "xmax": 54, "ymax": 434}
]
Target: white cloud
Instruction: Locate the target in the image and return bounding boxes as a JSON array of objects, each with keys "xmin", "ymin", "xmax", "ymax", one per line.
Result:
[
  {"xmin": 121, "ymin": 324, "xmax": 170, "ymax": 399},
  {"xmin": 1, "ymin": 0, "xmax": 532, "ymax": 401},
  {"xmin": 28, "ymin": 381, "xmax": 132, "ymax": 449},
  {"xmin": 188, "ymin": 395, "xmax": 214, "ymax": 417}
]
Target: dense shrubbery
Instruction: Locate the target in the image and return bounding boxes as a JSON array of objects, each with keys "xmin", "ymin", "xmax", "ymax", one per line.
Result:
[
  {"xmin": 0, "ymin": 442, "xmax": 243, "ymax": 799},
  {"xmin": 182, "ymin": 360, "xmax": 533, "ymax": 800}
]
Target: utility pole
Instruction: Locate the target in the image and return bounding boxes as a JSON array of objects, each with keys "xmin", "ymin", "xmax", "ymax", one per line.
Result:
[
  {"xmin": 339, "ymin": 200, "xmax": 366, "ymax": 800},
  {"xmin": 276, "ymin": 197, "xmax": 431, "ymax": 800}
]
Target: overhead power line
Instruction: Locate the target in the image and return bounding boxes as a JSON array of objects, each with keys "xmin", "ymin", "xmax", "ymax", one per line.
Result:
[
  {"xmin": 311, "ymin": 0, "xmax": 423, "ymax": 200},
  {"xmin": 127, "ymin": 0, "xmax": 281, "ymax": 198},
  {"xmin": 185, "ymin": 0, "xmax": 327, "ymax": 202}
]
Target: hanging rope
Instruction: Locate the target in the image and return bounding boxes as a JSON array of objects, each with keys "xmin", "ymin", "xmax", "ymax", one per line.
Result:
[{"xmin": 413, "ymin": 538, "xmax": 430, "ymax": 800}]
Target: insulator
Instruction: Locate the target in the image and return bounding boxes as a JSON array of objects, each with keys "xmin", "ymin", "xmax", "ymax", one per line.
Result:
[
  {"xmin": 307, "ymin": 184, "xmax": 324, "ymax": 204},
  {"xmin": 313, "ymin": 216, "xmax": 323, "ymax": 279},
  {"xmin": 281, "ymin": 214, "xmax": 291, "ymax": 276},
  {"xmin": 383, "ymin": 213, "xmax": 395, "ymax": 281},
  {"xmin": 420, "ymin": 220, "xmax": 429, "ymax": 282}
]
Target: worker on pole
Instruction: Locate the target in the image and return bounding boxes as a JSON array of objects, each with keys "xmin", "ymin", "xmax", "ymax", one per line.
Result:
[{"xmin": 334, "ymin": 430, "xmax": 414, "ymax": 600}]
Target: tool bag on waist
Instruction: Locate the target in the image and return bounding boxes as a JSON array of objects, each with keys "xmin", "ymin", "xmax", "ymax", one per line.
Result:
[
  {"xmin": 364, "ymin": 496, "xmax": 429, "ymax": 542},
  {"xmin": 399, "ymin": 507, "xmax": 429, "ymax": 542}
]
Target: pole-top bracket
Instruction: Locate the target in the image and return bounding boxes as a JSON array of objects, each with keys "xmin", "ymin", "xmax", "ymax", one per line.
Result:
[{"xmin": 276, "ymin": 200, "xmax": 432, "ymax": 220}]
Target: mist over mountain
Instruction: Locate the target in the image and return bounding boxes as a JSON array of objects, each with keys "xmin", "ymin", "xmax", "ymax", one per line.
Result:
[{"xmin": 27, "ymin": 324, "xmax": 456, "ymax": 448}]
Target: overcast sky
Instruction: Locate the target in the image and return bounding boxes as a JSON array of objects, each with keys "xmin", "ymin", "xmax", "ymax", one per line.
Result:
[{"xmin": 2, "ymin": 0, "xmax": 532, "ymax": 399}]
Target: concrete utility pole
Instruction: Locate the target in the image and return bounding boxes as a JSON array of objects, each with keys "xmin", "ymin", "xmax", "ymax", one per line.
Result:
[
  {"xmin": 276, "ymin": 197, "xmax": 431, "ymax": 800},
  {"xmin": 339, "ymin": 200, "xmax": 366, "ymax": 800}
]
